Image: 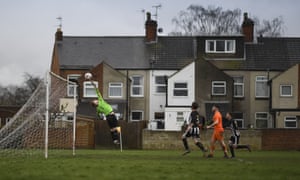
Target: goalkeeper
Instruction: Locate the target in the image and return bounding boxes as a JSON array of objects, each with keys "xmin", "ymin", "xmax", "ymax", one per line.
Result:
[{"xmin": 91, "ymin": 82, "xmax": 120, "ymax": 145}]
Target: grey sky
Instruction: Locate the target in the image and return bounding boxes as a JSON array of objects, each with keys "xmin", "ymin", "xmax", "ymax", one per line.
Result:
[{"xmin": 0, "ymin": 0, "xmax": 299, "ymax": 86}]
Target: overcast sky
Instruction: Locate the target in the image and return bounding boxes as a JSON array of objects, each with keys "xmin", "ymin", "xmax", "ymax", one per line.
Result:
[{"xmin": 0, "ymin": 0, "xmax": 299, "ymax": 86}]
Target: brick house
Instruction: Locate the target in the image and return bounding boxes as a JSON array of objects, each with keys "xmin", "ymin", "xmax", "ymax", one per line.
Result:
[{"xmin": 50, "ymin": 12, "xmax": 300, "ymax": 130}]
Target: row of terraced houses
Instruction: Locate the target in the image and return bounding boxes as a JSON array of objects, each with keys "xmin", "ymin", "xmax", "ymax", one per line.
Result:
[{"xmin": 51, "ymin": 12, "xmax": 300, "ymax": 130}]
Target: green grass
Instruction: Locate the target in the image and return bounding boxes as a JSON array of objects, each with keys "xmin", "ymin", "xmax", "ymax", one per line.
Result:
[{"xmin": 0, "ymin": 150, "xmax": 300, "ymax": 180}]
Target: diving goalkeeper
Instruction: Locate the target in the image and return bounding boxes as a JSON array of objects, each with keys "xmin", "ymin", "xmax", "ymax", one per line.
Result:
[{"xmin": 91, "ymin": 81, "xmax": 120, "ymax": 145}]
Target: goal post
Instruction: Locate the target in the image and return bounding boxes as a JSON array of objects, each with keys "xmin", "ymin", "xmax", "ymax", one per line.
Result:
[{"xmin": 0, "ymin": 71, "xmax": 78, "ymax": 158}]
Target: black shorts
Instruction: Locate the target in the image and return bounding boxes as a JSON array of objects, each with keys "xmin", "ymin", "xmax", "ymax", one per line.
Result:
[
  {"xmin": 230, "ymin": 135, "xmax": 240, "ymax": 145},
  {"xmin": 184, "ymin": 127, "xmax": 200, "ymax": 138},
  {"xmin": 106, "ymin": 114, "xmax": 119, "ymax": 129}
]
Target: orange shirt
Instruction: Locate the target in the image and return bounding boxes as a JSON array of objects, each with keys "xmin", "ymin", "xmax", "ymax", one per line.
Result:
[{"xmin": 213, "ymin": 111, "xmax": 224, "ymax": 132}]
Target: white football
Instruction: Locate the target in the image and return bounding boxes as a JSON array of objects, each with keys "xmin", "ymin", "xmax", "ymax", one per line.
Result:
[{"xmin": 84, "ymin": 72, "xmax": 92, "ymax": 80}]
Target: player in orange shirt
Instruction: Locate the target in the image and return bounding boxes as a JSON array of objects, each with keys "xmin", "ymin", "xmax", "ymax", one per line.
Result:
[{"xmin": 206, "ymin": 105, "xmax": 229, "ymax": 158}]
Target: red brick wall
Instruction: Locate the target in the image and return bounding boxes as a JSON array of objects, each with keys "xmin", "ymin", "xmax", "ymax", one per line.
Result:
[{"xmin": 262, "ymin": 129, "xmax": 300, "ymax": 150}]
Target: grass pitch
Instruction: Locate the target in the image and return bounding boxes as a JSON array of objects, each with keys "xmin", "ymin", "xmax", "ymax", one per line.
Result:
[{"xmin": 0, "ymin": 150, "xmax": 299, "ymax": 180}]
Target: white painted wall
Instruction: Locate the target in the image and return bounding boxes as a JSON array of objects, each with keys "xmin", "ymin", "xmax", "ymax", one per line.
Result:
[
  {"xmin": 165, "ymin": 107, "xmax": 191, "ymax": 131},
  {"xmin": 149, "ymin": 70, "xmax": 176, "ymax": 121},
  {"xmin": 167, "ymin": 62, "xmax": 195, "ymax": 106}
]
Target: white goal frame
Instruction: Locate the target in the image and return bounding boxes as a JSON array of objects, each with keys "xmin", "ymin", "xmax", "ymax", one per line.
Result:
[{"xmin": 45, "ymin": 71, "xmax": 77, "ymax": 159}]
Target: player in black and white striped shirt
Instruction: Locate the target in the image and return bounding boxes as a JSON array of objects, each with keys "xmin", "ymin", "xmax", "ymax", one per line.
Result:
[
  {"xmin": 182, "ymin": 102, "xmax": 207, "ymax": 156},
  {"xmin": 226, "ymin": 112, "xmax": 251, "ymax": 158}
]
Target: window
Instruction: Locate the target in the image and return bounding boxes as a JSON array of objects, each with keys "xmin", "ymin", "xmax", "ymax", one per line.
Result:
[
  {"xmin": 83, "ymin": 81, "xmax": 98, "ymax": 98},
  {"xmin": 109, "ymin": 83, "xmax": 123, "ymax": 98},
  {"xmin": 155, "ymin": 76, "xmax": 167, "ymax": 93},
  {"xmin": 255, "ymin": 112, "xmax": 268, "ymax": 128},
  {"xmin": 177, "ymin": 112, "xmax": 185, "ymax": 123},
  {"xmin": 212, "ymin": 81, "xmax": 226, "ymax": 96},
  {"xmin": 232, "ymin": 112, "xmax": 244, "ymax": 128},
  {"xmin": 67, "ymin": 74, "xmax": 80, "ymax": 97},
  {"xmin": 255, "ymin": 76, "xmax": 269, "ymax": 98},
  {"xmin": 280, "ymin": 85, "xmax": 292, "ymax": 97},
  {"xmin": 233, "ymin": 77, "xmax": 244, "ymax": 98},
  {"xmin": 206, "ymin": 40, "xmax": 235, "ymax": 53},
  {"xmin": 284, "ymin": 116, "xmax": 297, "ymax": 128},
  {"xmin": 154, "ymin": 112, "xmax": 165, "ymax": 120},
  {"xmin": 131, "ymin": 111, "xmax": 143, "ymax": 121},
  {"xmin": 173, "ymin": 82, "xmax": 188, "ymax": 96},
  {"xmin": 131, "ymin": 76, "xmax": 144, "ymax": 97}
]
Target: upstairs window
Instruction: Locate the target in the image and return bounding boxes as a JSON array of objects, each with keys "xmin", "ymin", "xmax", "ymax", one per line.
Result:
[
  {"xmin": 109, "ymin": 83, "xmax": 123, "ymax": 98},
  {"xmin": 233, "ymin": 77, "xmax": 244, "ymax": 98},
  {"xmin": 173, "ymin": 82, "xmax": 188, "ymax": 96},
  {"xmin": 155, "ymin": 76, "xmax": 167, "ymax": 93},
  {"xmin": 83, "ymin": 81, "xmax": 98, "ymax": 98},
  {"xmin": 280, "ymin": 85, "xmax": 292, "ymax": 97},
  {"xmin": 131, "ymin": 75, "xmax": 144, "ymax": 97},
  {"xmin": 212, "ymin": 81, "xmax": 226, "ymax": 96},
  {"xmin": 67, "ymin": 74, "xmax": 80, "ymax": 97},
  {"xmin": 206, "ymin": 40, "xmax": 236, "ymax": 53},
  {"xmin": 255, "ymin": 76, "xmax": 269, "ymax": 98}
]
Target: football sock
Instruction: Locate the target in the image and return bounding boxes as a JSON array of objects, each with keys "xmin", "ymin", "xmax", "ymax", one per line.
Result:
[
  {"xmin": 196, "ymin": 142, "xmax": 206, "ymax": 152},
  {"xmin": 182, "ymin": 138, "xmax": 189, "ymax": 151},
  {"xmin": 229, "ymin": 145, "xmax": 235, "ymax": 157},
  {"xmin": 111, "ymin": 131, "xmax": 119, "ymax": 141}
]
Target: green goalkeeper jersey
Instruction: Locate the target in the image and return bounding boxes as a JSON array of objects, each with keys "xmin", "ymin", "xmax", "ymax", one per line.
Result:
[{"xmin": 95, "ymin": 89, "xmax": 113, "ymax": 116}]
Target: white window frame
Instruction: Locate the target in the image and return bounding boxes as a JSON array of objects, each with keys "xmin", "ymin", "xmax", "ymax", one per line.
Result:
[
  {"xmin": 205, "ymin": 40, "xmax": 236, "ymax": 53},
  {"xmin": 176, "ymin": 112, "xmax": 185, "ymax": 123},
  {"xmin": 109, "ymin": 82, "xmax": 123, "ymax": 98},
  {"xmin": 154, "ymin": 76, "xmax": 167, "ymax": 94},
  {"xmin": 284, "ymin": 116, "xmax": 297, "ymax": 128},
  {"xmin": 67, "ymin": 74, "xmax": 81, "ymax": 97},
  {"xmin": 255, "ymin": 76, "xmax": 269, "ymax": 98},
  {"xmin": 83, "ymin": 81, "xmax": 98, "ymax": 98},
  {"xmin": 232, "ymin": 112, "xmax": 244, "ymax": 128},
  {"xmin": 280, "ymin": 85, "xmax": 293, "ymax": 97},
  {"xmin": 173, "ymin": 82, "xmax": 188, "ymax": 97},
  {"xmin": 255, "ymin": 112, "xmax": 268, "ymax": 129},
  {"xmin": 131, "ymin": 110, "xmax": 144, "ymax": 121},
  {"xmin": 131, "ymin": 75, "xmax": 144, "ymax": 97},
  {"xmin": 212, "ymin": 81, "xmax": 226, "ymax": 96},
  {"xmin": 233, "ymin": 76, "xmax": 244, "ymax": 98}
]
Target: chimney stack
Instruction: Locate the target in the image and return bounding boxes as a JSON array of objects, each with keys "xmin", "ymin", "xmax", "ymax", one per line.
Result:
[
  {"xmin": 145, "ymin": 12, "xmax": 157, "ymax": 43},
  {"xmin": 242, "ymin": 12, "xmax": 254, "ymax": 43},
  {"xmin": 55, "ymin": 28, "xmax": 63, "ymax": 41}
]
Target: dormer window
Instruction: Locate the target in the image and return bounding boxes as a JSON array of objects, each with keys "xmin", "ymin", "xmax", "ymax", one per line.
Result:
[{"xmin": 206, "ymin": 40, "xmax": 235, "ymax": 53}]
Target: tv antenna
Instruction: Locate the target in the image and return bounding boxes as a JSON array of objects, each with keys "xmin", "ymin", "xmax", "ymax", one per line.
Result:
[
  {"xmin": 56, "ymin": 16, "xmax": 62, "ymax": 29},
  {"xmin": 152, "ymin": 4, "xmax": 162, "ymax": 21}
]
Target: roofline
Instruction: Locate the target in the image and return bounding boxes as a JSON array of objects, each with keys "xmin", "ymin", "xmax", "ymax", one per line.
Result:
[
  {"xmin": 222, "ymin": 69, "xmax": 285, "ymax": 72},
  {"xmin": 61, "ymin": 35, "xmax": 244, "ymax": 39}
]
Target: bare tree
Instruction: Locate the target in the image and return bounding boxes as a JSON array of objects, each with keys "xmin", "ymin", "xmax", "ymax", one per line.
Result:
[
  {"xmin": 0, "ymin": 73, "xmax": 42, "ymax": 106},
  {"xmin": 172, "ymin": 5, "xmax": 241, "ymax": 35},
  {"xmin": 253, "ymin": 16, "xmax": 284, "ymax": 37},
  {"xmin": 171, "ymin": 5, "xmax": 284, "ymax": 37}
]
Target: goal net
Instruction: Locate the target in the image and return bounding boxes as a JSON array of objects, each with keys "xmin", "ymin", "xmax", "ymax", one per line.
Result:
[{"xmin": 0, "ymin": 72, "xmax": 77, "ymax": 158}]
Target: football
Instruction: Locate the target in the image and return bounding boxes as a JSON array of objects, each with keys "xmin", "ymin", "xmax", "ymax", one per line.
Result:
[{"xmin": 84, "ymin": 72, "xmax": 92, "ymax": 80}]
